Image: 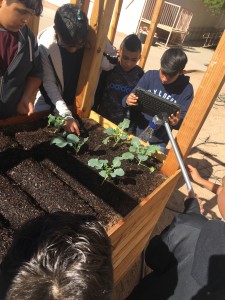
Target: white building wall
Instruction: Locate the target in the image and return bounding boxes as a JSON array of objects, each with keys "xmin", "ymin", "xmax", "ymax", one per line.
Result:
[
  {"xmin": 116, "ymin": 0, "xmax": 146, "ymax": 34},
  {"xmin": 87, "ymin": 0, "xmax": 145, "ymax": 35}
]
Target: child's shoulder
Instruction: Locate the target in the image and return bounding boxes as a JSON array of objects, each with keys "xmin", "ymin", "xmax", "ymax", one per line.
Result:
[{"xmin": 143, "ymin": 69, "xmax": 158, "ymax": 78}]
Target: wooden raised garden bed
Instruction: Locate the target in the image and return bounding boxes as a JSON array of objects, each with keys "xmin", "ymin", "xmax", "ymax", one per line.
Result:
[{"xmin": 0, "ymin": 111, "xmax": 181, "ymax": 283}]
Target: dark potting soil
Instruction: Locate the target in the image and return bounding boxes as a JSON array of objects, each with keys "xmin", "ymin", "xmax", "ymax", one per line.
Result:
[{"xmin": 0, "ymin": 117, "xmax": 166, "ymax": 260}]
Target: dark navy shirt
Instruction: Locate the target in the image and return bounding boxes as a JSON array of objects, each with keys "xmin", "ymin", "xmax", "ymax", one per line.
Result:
[{"xmin": 59, "ymin": 46, "xmax": 84, "ymax": 105}]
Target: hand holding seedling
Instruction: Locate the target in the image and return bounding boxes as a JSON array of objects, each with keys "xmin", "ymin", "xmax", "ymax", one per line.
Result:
[{"xmin": 64, "ymin": 118, "xmax": 80, "ymax": 135}]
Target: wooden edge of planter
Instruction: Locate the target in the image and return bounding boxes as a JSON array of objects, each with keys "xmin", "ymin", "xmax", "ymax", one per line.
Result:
[
  {"xmin": 0, "ymin": 108, "xmax": 180, "ymax": 284},
  {"xmin": 108, "ymin": 169, "xmax": 181, "ymax": 284},
  {"xmin": 89, "ymin": 110, "xmax": 167, "ymax": 163},
  {"xmin": 0, "ymin": 111, "xmax": 49, "ymax": 127}
]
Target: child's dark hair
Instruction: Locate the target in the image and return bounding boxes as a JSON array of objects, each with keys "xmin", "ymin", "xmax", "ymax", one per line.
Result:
[
  {"xmin": 7, "ymin": 0, "xmax": 43, "ymax": 16},
  {"xmin": 1, "ymin": 213, "xmax": 113, "ymax": 300},
  {"xmin": 54, "ymin": 4, "xmax": 89, "ymax": 47},
  {"xmin": 120, "ymin": 34, "xmax": 142, "ymax": 52},
  {"xmin": 160, "ymin": 47, "xmax": 188, "ymax": 76}
]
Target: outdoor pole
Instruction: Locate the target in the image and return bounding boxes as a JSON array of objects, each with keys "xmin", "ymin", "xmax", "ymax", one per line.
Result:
[
  {"xmin": 108, "ymin": 0, "xmax": 123, "ymax": 44},
  {"xmin": 139, "ymin": 0, "xmax": 164, "ymax": 69},
  {"xmin": 162, "ymin": 115, "xmax": 193, "ymax": 192}
]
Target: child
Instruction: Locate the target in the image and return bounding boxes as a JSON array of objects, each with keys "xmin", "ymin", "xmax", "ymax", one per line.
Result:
[
  {"xmin": 34, "ymin": 4, "xmax": 116, "ymax": 135},
  {"xmin": 123, "ymin": 47, "xmax": 194, "ymax": 151},
  {"xmin": 1, "ymin": 213, "xmax": 113, "ymax": 300},
  {"xmin": 94, "ymin": 34, "xmax": 144, "ymax": 125},
  {"xmin": 127, "ymin": 180, "xmax": 225, "ymax": 300},
  {"xmin": 0, "ymin": 0, "xmax": 43, "ymax": 119},
  {"xmin": 187, "ymin": 164, "xmax": 224, "ymax": 219}
]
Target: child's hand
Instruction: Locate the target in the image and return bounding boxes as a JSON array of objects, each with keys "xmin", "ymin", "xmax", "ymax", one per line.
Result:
[
  {"xmin": 17, "ymin": 99, "xmax": 34, "ymax": 116},
  {"xmin": 187, "ymin": 164, "xmax": 202, "ymax": 184},
  {"xmin": 168, "ymin": 111, "xmax": 180, "ymax": 126},
  {"xmin": 63, "ymin": 118, "xmax": 80, "ymax": 136},
  {"xmin": 126, "ymin": 93, "xmax": 138, "ymax": 106}
]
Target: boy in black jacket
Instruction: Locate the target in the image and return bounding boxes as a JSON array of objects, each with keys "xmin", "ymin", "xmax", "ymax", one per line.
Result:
[
  {"xmin": 0, "ymin": 0, "xmax": 43, "ymax": 119},
  {"xmin": 127, "ymin": 175, "xmax": 225, "ymax": 300},
  {"xmin": 94, "ymin": 34, "xmax": 144, "ymax": 125}
]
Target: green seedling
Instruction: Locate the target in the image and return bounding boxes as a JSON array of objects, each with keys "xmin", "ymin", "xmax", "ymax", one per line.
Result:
[
  {"xmin": 88, "ymin": 157, "xmax": 125, "ymax": 183},
  {"xmin": 51, "ymin": 134, "xmax": 88, "ymax": 155},
  {"xmin": 48, "ymin": 114, "xmax": 66, "ymax": 131},
  {"xmin": 102, "ymin": 118, "xmax": 130, "ymax": 147},
  {"xmin": 129, "ymin": 137, "xmax": 160, "ymax": 172}
]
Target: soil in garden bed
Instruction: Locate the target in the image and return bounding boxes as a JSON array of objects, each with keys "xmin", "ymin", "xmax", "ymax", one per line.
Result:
[{"xmin": 0, "ymin": 117, "xmax": 166, "ymax": 260}]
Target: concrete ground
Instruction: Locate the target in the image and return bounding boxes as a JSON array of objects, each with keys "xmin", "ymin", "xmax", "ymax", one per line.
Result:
[{"xmin": 39, "ymin": 2, "xmax": 225, "ymax": 298}]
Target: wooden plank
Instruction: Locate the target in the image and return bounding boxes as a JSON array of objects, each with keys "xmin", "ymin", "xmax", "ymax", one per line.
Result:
[
  {"xmin": 108, "ymin": 0, "xmax": 123, "ymax": 44},
  {"xmin": 108, "ymin": 170, "xmax": 181, "ymax": 283},
  {"xmin": 76, "ymin": 0, "xmax": 116, "ymax": 118},
  {"xmin": 0, "ymin": 111, "xmax": 49, "ymax": 127},
  {"xmin": 28, "ymin": 16, "xmax": 40, "ymax": 37},
  {"xmin": 139, "ymin": 0, "xmax": 165, "ymax": 69},
  {"xmin": 162, "ymin": 30, "xmax": 225, "ymax": 176},
  {"xmin": 70, "ymin": 0, "xmax": 90, "ymax": 15}
]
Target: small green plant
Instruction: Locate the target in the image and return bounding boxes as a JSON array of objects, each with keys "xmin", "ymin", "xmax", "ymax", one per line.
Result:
[
  {"xmin": 48, "ymin": 114, "xmax": 66, "ymax": 131},
  {"xmin": 88, "ymin": 157, "xmax": 125, "ymax": 183},
  {"xmin": 51, "ymin": 134, "xmax": 88, "ymax": 155},
  {"xmin": 102, "ymin": 118, "xmax": 130, "ymax": 147},
  {"xmin": 128, "ymin": 137, "xmax": 160, "ymax": 172}
]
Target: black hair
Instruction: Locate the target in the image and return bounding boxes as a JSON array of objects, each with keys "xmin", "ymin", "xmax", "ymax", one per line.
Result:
[
  {"xmin": 54, "ymin": 4, "xmax": 89, "ymax": 47},
  {"xmin": 120, "ymin": 34, "xmax": 142, "ymax": 52},
  {"xmin": 1, "ymin": 212, "xmax": 113, "ymax": 300},
  {"xmin": 6, "ymin": 0, "xmax": 43, "ymax": 16},
  {"xmin": 160, "ymin": 47, "xmax": 188, "ymax": 76}
]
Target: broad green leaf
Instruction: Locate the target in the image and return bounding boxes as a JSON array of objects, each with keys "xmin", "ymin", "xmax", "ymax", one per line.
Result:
[
  {"xmin": 131, "ymin": 137, "xmax": 141, "ymax": 147},
  {"xmin": 111, "ymin": 168, "xmax": 125, "ymax": 177},
  {"xmin": 118, "ymin": 118, "xmax": 130, "ymax": 130},
  {"xmin": 120, "ymin": 135, "xmax": 128, "ymax": 140},
  {"xmin": 104, "ymin": 128, "xmax": 115, "ymax": 135},
  {"xmin": 50, "ymin": 137, "xmax": 67, "ymax": 148},
  {"xmin": 112, "ymin": 157, "xmax": 122, "ymax": 168},
  {"xmin": 67, "ymin": 134, "xmax": 80, "ymax": 144},
  {"xmin": 122, "ymin": 152, "xmax": 134, "ymax": 160},
  {"xmin": 129, "ymin": 145, "xmax": 136, "ymax": 153},
  {"xmin": 88, "ymin": 158, "xmax": 103, "ymax": 169},
  {"xmin": 99, "ymin": 170, "xmax": 107, "ymax": 178},
  {"xmin": 138, "ymin": 154, "xmax": 148, "ymax": 162},
  {"xmin": 145, "ymin": 145, "xmax": 160, "ymax": 156},
  {"xmin": 100, "ymin": 159, "xmax": 109, "ymax": 166}
]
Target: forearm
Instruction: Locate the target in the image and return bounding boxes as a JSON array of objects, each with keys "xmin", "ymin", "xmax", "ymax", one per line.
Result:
[
  {"xmin": 21, "ymin": 76, "xmax": 42, "ymax": 103},
  {"xmin": 198, "ymin": 178, "xmax": 221, "ymax": 195}
]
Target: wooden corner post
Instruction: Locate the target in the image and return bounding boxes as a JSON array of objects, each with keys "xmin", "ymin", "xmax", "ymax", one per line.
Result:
[
  {"xmin": 75, "ymin": 0, "xmax": 116, "ymax": 118},
  {"xmin": 161, "ymin": 30, "xmax": 225, "ymax": 176},
  {"xmin": 138, "ymin": 0, "xmax": 164, "ymax": 69},
  {"xmin": 107, "ymin": 0, "xmax": 123, "ymax": 44}
]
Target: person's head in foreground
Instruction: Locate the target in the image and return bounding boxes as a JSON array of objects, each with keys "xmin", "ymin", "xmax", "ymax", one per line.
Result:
[
  {"xmin": 0, "ymin": 0, "xmax": 43, "ymax": 32},
  {"xmin": 1, "ymin": 212, "xmax": 113, "ymax": 300},
  {"xmin": 54, "ymin": 3, "xmax": 89, "ymax": 53},
  {"xmin": 160, "ymin": 47, "xmax": 188, "ymax": 85},
  {"xmin": 119, "ymin": 33, "xmax": 142, "ymax": 72}
]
